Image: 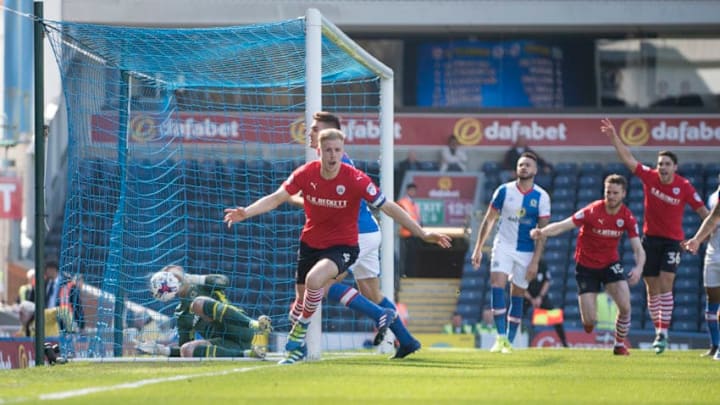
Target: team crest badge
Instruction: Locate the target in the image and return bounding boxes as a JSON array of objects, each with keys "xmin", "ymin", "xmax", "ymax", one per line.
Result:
[
  {"xmin": 616, "ymin": 219, "xmax": 624, "ymax": 227},
  {"xmin": 530, "ymin": 199, "xmax": 538, "ymax": 207},
  {"xmin": 672, "ymin": 187, "xmax": 680, "ymax": 195},
  {"xmin": 336, "ymin": 185, "xmax": 346, "ymax": 195}
]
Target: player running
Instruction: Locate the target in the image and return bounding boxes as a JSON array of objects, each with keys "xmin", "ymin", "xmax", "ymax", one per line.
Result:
[
  {"xmin": 531, "ymin": 174, "xmax": 645, "ymax": 355},
  {"xmin": 224, "ymin": 128, "xmax": 451, "ymax": 364}
]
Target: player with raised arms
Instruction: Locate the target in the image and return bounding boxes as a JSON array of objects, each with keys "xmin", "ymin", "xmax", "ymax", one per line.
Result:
[{"xmin": 602, "ymin": 118, "xmax": 708, "ymax": 354}]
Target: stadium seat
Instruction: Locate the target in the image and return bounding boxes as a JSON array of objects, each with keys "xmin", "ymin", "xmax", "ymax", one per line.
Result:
[
  {"xmin": 674, "ymin": 292, "xmax": 700, "ymax": 308},
  {"xmin": 679, "ymin": 162, "xmax": 704, "ymax": 176},
  {"xmin": 578, "ymin": 174, "xmax": 603, "ymax": 188},
  {"xmin": 562, "ymin": 303, "xmax": 579, "ymax": 319},
  {"xmin": 628, "ymin": 201, "xmax": 644, "ymax": 215},
  {"xmin": 671, "ymin": 320, "xmax": 698, "ymax": 332},
  {"xmin": 604, "ymin": 162, "xmax": 631, "ymax": 178},
  {"xmin": 457, "ymin": 289, "xmax": 483, "ymax": 305},
  {"xmin": 577, "ymin": 187, "xmax": 600, "ymax": 201},
  {"xmin": 554, "ymin": 162, "xmax": 578, "ymax": 176},
  {"xmin": 552, "ymin": 200, "xmax": 575, "ymax": 215},
  {"xmin": 456, "ymin": 303, "xmax": 481, "ymax": 323},
  {"xmin": 552, "ymin": 187, "xmax": 574, "ymax": 202},
  {"xmin": 460, "ymin": 273, "xmax": 485, "ymax": 290},
  {"xmin": 564, "ymin": 291, "xmax": 578, "ymax": 306},
  {"xmin": 545, "ymin": 237, "xmax": 567, "ymax": 251},
  {"xmin": 703, "ymin": 162, "xmax": 720, "ymax": 178},
  {"xmin": 579, "ymin": 162, "xmax": 604, "ymax": 175},
  {"xmin": 705, "ymin": 176, "xmax": 719, "ymax": 194},
  {"xmin": 553, "ymin": 173, "xmax": 577, "ymax": 188},
  {"xmin": 544, "ymin": 249, "xmax": 565, "ymax": 264},
  {"xmin": 684, "ymin": 175, "xmax": 703, "ymax": 190},
  {"xmin": 535, "ymin": 174, "xmax": 553, "ymax": 191},
  {"xmin": 630, "ymin": 317, "xmax": 644, "ymax": 331}
]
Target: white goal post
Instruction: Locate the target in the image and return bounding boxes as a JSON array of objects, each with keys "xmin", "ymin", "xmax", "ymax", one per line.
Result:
[{"xmin": 304, "ymin": 8, "xmax": 395, "ymax": 360}]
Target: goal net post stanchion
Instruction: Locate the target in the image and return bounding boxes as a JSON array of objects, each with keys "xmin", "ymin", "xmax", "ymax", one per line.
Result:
[{"xmin": 303, "ymin": 8, "xmax": 395, "ymax": 360}]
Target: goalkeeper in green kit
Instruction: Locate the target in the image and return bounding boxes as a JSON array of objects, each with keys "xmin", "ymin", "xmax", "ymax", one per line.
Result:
[{"xmin": 136, "ymin": 264, "xmax": 272, "ymax": 359}]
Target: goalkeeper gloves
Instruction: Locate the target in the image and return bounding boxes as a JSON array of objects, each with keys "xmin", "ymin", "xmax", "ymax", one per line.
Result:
[{"xmin": 135, "ymin": 341, "xmax": 171, "ymax": 356}]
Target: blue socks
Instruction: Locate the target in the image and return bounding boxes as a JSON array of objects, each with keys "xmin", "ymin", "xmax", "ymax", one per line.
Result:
[
  {"xmin": 327, "ymin": 283, "xmax": 383, "ymax": 320},
  {"xmin": 507, "ymin": 296, "xmax": 524, "ymax": 343},
  {"xmin": 492, "ymin": 287, "xmax": 507, "ymax": 335},
  {"xmin": 707, "ymin": 302, "xmax": 720, "ymax": 347},
  {"xmin": 378, "ymin": 297, "xmax": 414, "ymax": 346}
]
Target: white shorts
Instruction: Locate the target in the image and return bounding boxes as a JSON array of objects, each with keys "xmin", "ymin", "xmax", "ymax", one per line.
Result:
[
  {"xmin": 350, "ymin": 231, "xmax": 381, "ymax": 280},
  {"xmin": 704, "ymin": 259, "xmax": 720, "ymax": 288},
  {"xmin": 490, "ymin": 247, "xmax": 534, "ymax": 290}
]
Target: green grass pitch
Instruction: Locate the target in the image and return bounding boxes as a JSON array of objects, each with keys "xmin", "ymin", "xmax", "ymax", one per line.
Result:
[{"xmin": 1, "ymin": 348, "xmax": 718, "ymax": 404}]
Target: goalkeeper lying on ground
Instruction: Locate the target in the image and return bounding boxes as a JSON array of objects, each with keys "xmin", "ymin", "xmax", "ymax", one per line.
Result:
[{"xmin": 136, "ymin": 264, "xmax": 272, "ymax": 359}]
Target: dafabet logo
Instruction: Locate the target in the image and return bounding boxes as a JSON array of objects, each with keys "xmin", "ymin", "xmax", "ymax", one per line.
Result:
[
  {"xmin": 437, "ymin": 176, "xmax": 453, "ymax": 190},
  {"xmin": 289, "ymin": 116, "xmax": 306, "ymax": 144},
  {"xmin": 619, "ymin": 119, "xmax": 649, "ymax": 146},
  {"xmin": 453, "ymin": 118, "xmax": 483, "ymax": 145},
  {"xmin": 130, "ymin": 115, "xmax": 157, "ymax": 143}
]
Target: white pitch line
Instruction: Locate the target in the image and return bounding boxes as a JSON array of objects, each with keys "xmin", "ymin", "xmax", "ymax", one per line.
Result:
[
  {"xmin": 36, "ymin": 364, "xmax": 274, "ymax": 401},
  {"xmin": 4, "ymin": 351, "xmax": 372, "ymax": 403}
]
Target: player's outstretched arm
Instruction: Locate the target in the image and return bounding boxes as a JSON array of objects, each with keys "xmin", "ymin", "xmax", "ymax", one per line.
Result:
[
  {"xmin": 683, "ymin": 202, "xmax": 720, "ymax": 254},
  {"xmin": 224, "ymin": 187, "xmax": 291, "ymax": 227},
  {"xmin": 526, "ymin": 217, "xmax": 550, "ymax": 281},
  {"xmin": 380, "ymin": 201, "xmax": 452, "ymax": 248},
  {"xmin": 530, "ymin": 217, "xmax": 576, "ymax": 239},
  {"xmin": 600, "ymin": 118, "xmax": 639, "ymax": 172},
  {"xmin": 627, "ymin": 236, "xmax": 645, "ymax": 286},
  {"xmin": 288, "ymin": 192, "xmax": 304, "ymax": 208},
  {"xmin": 470, "ymin": 208, "xmax": 500, "ymax": 270}
]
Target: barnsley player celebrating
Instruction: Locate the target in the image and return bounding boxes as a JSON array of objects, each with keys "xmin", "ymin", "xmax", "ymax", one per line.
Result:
[
  {"xmin": 601, "ymin": 118, "xmax": 708, "ymax": 354},
  {"xmin": 531, "ymin": 174, "xmax": 645, "ymax": 355},
  {"xmin": 224, "ymin": 128, "xmax": 452, "ymax": 364}
]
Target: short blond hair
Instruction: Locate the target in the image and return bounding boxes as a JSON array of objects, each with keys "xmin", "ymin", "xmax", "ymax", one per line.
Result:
[{"xmin": 317, "ymin": 128, "xmax": 345, "ymax": 144}]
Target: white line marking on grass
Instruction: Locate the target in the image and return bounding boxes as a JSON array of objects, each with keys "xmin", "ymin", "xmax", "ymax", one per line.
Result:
[{"xmin": 36, "ymin": 364, "xmax": 274, "ymax": 402}]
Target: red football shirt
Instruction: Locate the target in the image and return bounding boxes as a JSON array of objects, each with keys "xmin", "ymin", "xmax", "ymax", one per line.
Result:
[
  {"xmin": 283, "ymin": 161, "xmax": 386, "ymax": 249},
  {"xmin": 634, "ymin": 163, "xmax": 705, "ymax": 240},
  {"xmin": 571, "ymin": 200, "xmax": 640, "ymax": 269}
]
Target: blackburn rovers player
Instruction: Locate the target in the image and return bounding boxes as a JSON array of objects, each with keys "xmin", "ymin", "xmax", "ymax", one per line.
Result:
[
  {"xmin": 471, "ymin": 151, "xmax": 550, "ymax": 353},
  {"xmin": 136, "ymin": 264, "xmax": 272, "ymax": 359},
  {"xmin": 602, "ymin": 118, "xmax": 708, "ymax": 354},
  {"xmin": 683, "ymin": 178, "xmax": 720, "ymax": 360},
  {"xmin": 225, "ymin": 128, "xmax": 451, "ymax": 364}
]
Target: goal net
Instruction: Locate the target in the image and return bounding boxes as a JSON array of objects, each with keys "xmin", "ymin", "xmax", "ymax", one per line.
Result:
[{"xmin": 42, "ymin": 9, "xmax": 394, "ymax": 359}]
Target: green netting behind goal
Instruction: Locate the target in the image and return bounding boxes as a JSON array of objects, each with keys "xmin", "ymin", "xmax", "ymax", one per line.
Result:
[{"xmin": 43, "ymin": 16, "xmax": 387, "ymax": 357}]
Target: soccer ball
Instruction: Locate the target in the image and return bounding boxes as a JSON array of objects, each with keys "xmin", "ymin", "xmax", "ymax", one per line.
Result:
[{"xmin": 150, "ymin": 271, "xmax": 181, "ymax": 302}]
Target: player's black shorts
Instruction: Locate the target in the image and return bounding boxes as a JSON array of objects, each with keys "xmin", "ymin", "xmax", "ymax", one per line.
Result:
[
  {"xmin": 575, "ymin": 262, "xmax": 627, "ymax": 295},
  {"xmin": 642, "ymin": 235, "xmax": 681, "ymax": 277},
  {"xmin": 296, "ymin": 242, "xmax": 359, "ymax": 284}
]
